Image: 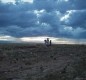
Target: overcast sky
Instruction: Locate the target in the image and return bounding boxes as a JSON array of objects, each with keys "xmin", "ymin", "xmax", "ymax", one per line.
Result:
[{"xmin": 0, "ymin": 0, "xmax": 86, "ymax": 43}]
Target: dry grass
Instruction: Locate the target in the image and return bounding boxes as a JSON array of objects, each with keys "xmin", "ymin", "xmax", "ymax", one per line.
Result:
[{"xmin": 0, "ymin": 43, "xmax": 86, "ymax": 80}]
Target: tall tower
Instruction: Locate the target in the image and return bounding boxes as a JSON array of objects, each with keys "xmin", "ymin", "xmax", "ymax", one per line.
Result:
[{"xmin": 44, "ymin": 38, "xmax": 52, "ymax": 47}]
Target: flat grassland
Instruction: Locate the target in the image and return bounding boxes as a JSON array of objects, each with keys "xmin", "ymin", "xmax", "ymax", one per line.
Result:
[{"xmin": 0, "ymin": 43, "xmax": 86, "ymax": 80}]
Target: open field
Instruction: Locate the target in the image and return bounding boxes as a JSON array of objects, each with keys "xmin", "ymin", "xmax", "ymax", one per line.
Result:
[{"xmin": 0, "ymin": 43, "xmax": 86, "ymax": 80}]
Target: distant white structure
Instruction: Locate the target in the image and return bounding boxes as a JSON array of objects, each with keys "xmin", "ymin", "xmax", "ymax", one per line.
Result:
[{"xmin": 44, "ymin": 38, "xmax": 52, "ymax": 46}]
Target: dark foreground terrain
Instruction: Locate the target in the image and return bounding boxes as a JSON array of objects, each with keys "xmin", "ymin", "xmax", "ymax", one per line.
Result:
[{"xmin": 0, "ymin": 43, "xmax": 86, "ymax": 80}]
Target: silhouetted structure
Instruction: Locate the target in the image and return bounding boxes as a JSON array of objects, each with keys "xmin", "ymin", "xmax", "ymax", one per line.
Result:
[
  {"xmin": 50, "ymin": 40, "xmax": 52, "ymax": 46},
  {"xmin": 44, "ymin": 38, "xmax": 52, "ymax": 47}
]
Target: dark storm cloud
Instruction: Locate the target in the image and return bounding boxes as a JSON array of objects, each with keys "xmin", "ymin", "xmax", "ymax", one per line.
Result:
[
  {"xmin": 33, "ymin": 0, "xmax": 58, "ymax": 12},
  {"xmin": 61, "ymin": 10, "xmax": 86, "ymax": 27},
  {"xmin": 0, "ymin": 0, "xmax": 86, "ymax": 39},
  {"xmin": 39, "ymin": 11, "xmax": 60, "ymax": 29},
  {"xmin": 0, "ymin": 1, "xmax": 34, "ymax": 12},
  {"xmin": 0, "ymin": 12, "xmax": 37, "ymax": 27},
  {"xmin": 0, "ymin": 2, "xmax": 36, "ymax": 27},
  {"xmin": 57, "ymin": 0, "xmax": 86, "ymax": 12},
  {"xmin": 70, "ymin": 0, "xmax": 86, "ymax": 10},
  {"xmin": 33, "ymin": 0, "xmax": 86, "ymax": 13}
]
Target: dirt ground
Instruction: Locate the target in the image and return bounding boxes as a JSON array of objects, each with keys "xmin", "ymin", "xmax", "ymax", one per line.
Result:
[{"xmin": 0, "ymin": 43, "xmax": 86, "ymax": 80}]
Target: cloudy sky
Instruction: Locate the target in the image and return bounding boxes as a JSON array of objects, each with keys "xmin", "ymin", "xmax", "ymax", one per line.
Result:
[{"xmin": 0, "ymin": 0, "xmax": 86, "ymax": 44}]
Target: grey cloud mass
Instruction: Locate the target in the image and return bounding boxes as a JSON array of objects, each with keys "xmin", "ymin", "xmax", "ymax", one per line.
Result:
[
  {"xmin": 0, "ymin": 0, "xmax": 86, "ymax": 39},
  {"xmin": 62, "ymin": 10, "xmax": 86, "ymax": 27}
]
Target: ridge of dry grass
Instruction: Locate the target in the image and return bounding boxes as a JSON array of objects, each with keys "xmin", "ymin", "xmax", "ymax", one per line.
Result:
[{"xmin": 0, "ymin": 44, "xmax": 86, "ymax": 80}]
